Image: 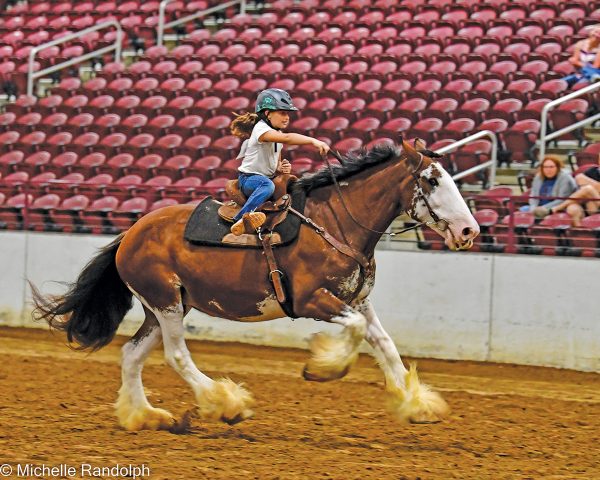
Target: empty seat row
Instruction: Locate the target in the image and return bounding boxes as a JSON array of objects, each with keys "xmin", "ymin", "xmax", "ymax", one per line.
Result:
[{"xmin": 421, "ymin": 207, "xmax": 600, "ymax": 257}]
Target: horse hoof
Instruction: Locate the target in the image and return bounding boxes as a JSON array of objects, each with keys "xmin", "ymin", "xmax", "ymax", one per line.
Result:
[
  {"xmin": 302, "ymin": 365, "xmax": 350, "ymax": 382},
  {"xmin": 409, "ymin": 413, "xmax": 443, "ymax": 424},
  {"xmin": 222, "ymin": 409, "xmax": 254, "ymax": 425},
  {"xmin": 168, "ymin": 409, "xmax": 194, "ymax": 434}
]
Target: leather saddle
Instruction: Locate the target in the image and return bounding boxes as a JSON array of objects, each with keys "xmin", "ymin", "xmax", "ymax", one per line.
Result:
[{"xmin": 218, "ymin": 174, "xmax": 297, "ymax": 246}]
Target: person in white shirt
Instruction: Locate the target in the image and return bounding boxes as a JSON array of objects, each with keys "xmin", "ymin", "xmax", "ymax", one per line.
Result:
[
  {"xmin": 228, "ymin": 88, "xmax": 329, "ymax": 235},
  {"xmin": 564, "ymin": 26, "xmax": 600, "ymax": 87}
]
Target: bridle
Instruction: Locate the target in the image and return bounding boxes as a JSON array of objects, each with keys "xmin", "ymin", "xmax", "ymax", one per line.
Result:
[{"xmin": 324, "ymin": 149, "xmax": 449, "ymax": 236}]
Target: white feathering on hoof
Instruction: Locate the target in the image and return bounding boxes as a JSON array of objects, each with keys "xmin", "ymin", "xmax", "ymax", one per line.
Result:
[
  {"xmin": 195, "ymin": 378, "xmax": 254, "ymax": 424},
  {"xmin": 304, "ymin": 331, "xmax": 359, "ymax": 380},
  {"xmin": 386, "ymin": 364, "xmax": 450, "ymax": 424},
  {"xmin": 115, "ymin": 387, "xmax": 175, "ymax": 431}
]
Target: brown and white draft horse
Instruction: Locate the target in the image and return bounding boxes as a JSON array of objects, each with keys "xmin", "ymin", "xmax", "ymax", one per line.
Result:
[{"xmin": 32, "ymin": 140, "xmax": 479, "ymax": 431}]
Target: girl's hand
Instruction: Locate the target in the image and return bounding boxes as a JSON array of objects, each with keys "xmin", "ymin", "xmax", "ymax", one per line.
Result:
[
  {"xmin": 278, "ymin": 159, "xmax": 292, "ymax": 174},
  {"xmin": 313, "ymin": 139, "xmax": 330, "ymax": 156}
]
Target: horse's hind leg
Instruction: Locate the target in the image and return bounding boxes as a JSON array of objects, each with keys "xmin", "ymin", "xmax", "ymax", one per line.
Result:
[
  {"xmin": 358, "ymin": 297, "xmax": 449, "ymax": 424},
  {"xmin": 301, "ymin": 288, "xmax": 367, "ymax": 382},
  {"xmin": 116, "ymin": 308, "xmax": 175, "ymax": 431},
  {"xmin": 148, "ymin": 299, "xmax": 254, "ymax": 425}
]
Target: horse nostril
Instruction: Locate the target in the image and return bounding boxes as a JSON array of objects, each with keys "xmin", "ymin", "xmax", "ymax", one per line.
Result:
[{"xmin": 462, "ymin": 227, "xmax": 472, "ymax": 237}]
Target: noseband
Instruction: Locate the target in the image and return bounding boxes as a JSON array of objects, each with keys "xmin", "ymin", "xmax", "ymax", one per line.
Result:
[{"xmin": 324, "ymin": 150, "xmax": 448, "ymax": 236}]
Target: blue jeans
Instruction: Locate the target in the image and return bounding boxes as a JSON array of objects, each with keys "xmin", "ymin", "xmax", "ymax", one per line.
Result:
[
  {"xmin": 233, "ymin": 173, "xmax": 275, "ymax": 221},
  {"xmin": 563, "ymin": 64, "xmax": 600, "ymax": 87}
]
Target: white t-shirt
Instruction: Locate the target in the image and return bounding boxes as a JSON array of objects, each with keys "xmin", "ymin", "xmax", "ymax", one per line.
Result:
[{"xmin": 237, "ymin": 120, "xmax": 282, "ymax": 177}]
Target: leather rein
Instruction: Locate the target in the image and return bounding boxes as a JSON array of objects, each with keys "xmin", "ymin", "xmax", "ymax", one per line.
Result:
[
  {"xmin": 285, "ymin": 148, "xmax": 448, "ymax": 273},
  {"xmin": 324, "ymin": 149, "xmax": 449, "ymax": 236}
]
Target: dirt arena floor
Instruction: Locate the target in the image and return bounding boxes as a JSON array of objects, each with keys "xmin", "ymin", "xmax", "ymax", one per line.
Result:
[{"xmin": 1, "ymin": 326, "xmax": 599, "ymax": 480}]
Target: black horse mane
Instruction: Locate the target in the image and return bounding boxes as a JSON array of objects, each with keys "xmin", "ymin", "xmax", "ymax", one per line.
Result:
[{"xmin": 292, "ymin": 144, "xmax": 402, "ymax": 194}]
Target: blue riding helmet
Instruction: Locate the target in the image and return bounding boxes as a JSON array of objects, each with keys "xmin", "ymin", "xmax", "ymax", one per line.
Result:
[{"xmin": 255, "ymin": 88, "xmax": 298, "ymax": 113}]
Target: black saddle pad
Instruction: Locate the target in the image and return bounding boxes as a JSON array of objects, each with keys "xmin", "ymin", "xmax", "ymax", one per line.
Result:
[{"xmin": 184, "ymin": 190, "xmax": 307, "ymax": 248}]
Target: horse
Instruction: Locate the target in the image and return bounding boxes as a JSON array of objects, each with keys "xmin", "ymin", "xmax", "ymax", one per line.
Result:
[{"xmin": 32, "ymin": 139, "xmax": 479, "ymax": 431}]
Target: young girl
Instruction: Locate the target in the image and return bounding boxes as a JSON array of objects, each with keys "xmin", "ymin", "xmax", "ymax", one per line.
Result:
[{"xmin": 228, "ymin": 88, "xmax": 329, "ymax": 235}]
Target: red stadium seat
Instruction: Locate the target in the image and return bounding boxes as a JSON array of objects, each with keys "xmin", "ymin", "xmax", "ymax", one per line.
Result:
[
  {"xmin": 113, "ymin": 95, "xmax": 141, "ymax": 117},
  {"xmin": 409, "ymin": 117, "xmax": 443, "ymax": 145},
  {"xmin": 21, "ymin": 151, "xmax": 52, "ymax": 176},
  {"xmin": 395, "ymin": 98, "xmax": 427, "ymax": 124},
  {"xmin": 155, "ymin": 155, "xmax": 193, "ymax": 180},
  {"xmin": 365, "ymin": 98, "xmax": 397, "ymax": 122},
  {"xmin": 173, "ymin": 127, "xmax": 208, "ymax": 154},
  {"xmin": 348, "ymin": 117, "xmax": 381, "ymax": 141},
  {"xmin": 121, "ymin": 114, "xmax": 148, "ymax": 137},
  {"xmin": 454, "ymin": 140, "xmax": 493, "ymax": 186},
  {"xmin": 146, "ymin": 114, "xmax": 176, "ymax": 137},
  {"xmin": 122, "ymin": 133, "xmax": 155, "ymax": 157},
  {"xmin": 133, "ymin": 77, "xmax": 159, "ymax": 99},
  {"xmin": 502, "ymin": 119, "xmax": 541, "ymax": 165},
  {"xmin": 438, "ymin": 79, "xmax": 473, "ymax": 101},
  {"xmin": 455, "ymin": 98, "xmax": 490, "ymax": 123},
  {"xmin": 488, "ymin": 99, "xmax": 522, "ymax": 123},
  {"xmin": 0, "ymin": 112, "xmax": 16, "ymax": 132},
  {"xmin": 329, "ymin": 97, "xmax": 364, "ymax": 124},
  {"xmin": 410, "ymin": 79, "xmax": 442, "ymax": 100},
  {"xmin": 439, "ymin": 118, "xmax": 476, "ymax": 140},
  {"xmin": 0, "ymin": 131, "xmax": 20, "ymax": 154},
  {"xmin": 471, "ymin": 79, "xmax": 505, "ymax": 102},
  {"xmin": 425, "ymin": 98, "xmax": 459, "ymax": 121},
  {"xmin": 0, "ymin": 151, "xmax": 25, "ymax": 175},
  {"xmin": 518, "ymin": 98, "xmax": 552, "ymax": 121},
  {"xmin": 550, "ymin": 99, "xmax": 588, "ymax": 143},
  {"xmin": 477, "ymin": 119, "xmax": 509, "ymax": 139},
  {"xmin": 50, "ymin": 195, "xmax": 91, "ymax": 233},
  {"xmin": 109, "ymin": 196, "xmax": 148, "ymax": 231},
  {"xmin": 378, "ymin": 117, "xmax": 411, "ymax": 141},
  {"xmin": 575, "ymin": 143, "xmax": 600, "ymax": 165}
]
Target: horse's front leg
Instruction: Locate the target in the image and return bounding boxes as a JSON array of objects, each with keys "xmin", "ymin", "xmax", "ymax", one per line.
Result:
[
  {"xmin": 299, "ymin": 288, "xmax": 367, "ymax": 381},
  {"xmin": 358, "ymin": 297, "xmax": 449, "ymax": 424}
]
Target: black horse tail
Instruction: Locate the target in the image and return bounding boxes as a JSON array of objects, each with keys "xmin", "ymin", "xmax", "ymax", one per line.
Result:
[{"xmin": 31, "ymin": 234, "xmax": 133, "ymax": 351}]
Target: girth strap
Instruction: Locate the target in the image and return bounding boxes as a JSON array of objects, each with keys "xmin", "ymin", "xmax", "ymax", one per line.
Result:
[
  {"xmin": 288, "ymin": 207, "xmax": 372, "ymax": 272},
  {"xmin": 260, "ymin": 233, "xmax": 287, "ymax": 304}
]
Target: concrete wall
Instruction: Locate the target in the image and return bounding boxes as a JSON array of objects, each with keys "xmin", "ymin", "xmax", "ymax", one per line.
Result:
[{"xmin": 3, "ymin": 231, "xmax": 599, "ymax": 372}]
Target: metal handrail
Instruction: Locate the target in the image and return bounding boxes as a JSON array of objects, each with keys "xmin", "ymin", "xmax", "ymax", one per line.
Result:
[
  {"xmin": 27, "ymin": 20, "xmax": 122, "ymax": 97},
  {"xmin": 157, "ymin": 0, "xmax": 247, "ymax": 47},
  {"xmin": 538, "ymin": 80, "xmax": 600, "ymax": 161},
  {"xmin": 435, "ymin": 130, "xmax": 498, "ymax": 187}
]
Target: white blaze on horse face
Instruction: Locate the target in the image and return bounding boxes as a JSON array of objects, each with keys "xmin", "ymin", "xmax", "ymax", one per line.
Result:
[{"xmin": 413, "ymin": 163, "xmax": 479, "ymax": 250}]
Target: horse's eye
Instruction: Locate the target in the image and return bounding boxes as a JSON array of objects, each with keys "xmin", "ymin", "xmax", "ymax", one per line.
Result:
[{"xmin": 428, "ymin": 178, "xmax": 439, "ymax": 187}]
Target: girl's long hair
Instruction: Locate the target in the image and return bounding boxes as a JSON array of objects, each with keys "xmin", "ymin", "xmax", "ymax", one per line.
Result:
[{"xmin": 230, "ymin": 112, "xmax": 258, "ymax": 139}]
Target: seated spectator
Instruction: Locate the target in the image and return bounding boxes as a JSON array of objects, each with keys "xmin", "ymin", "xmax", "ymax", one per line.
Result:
[
  {"xmin": 550, "ymin": 156, "xmax": 600, "ymax": 226},
  {"xmin": 521, "ymin": 155, "xmax": 578, "ymax": 219},
  {"xmin": 563, "ymin": 26, "xmax": 600, "ymax": 87}
]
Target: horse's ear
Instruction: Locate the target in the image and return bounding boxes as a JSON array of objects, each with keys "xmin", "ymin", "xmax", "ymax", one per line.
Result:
[
  {"xmin": 401, "ymin": 138, "xmax": 421, "ymax": 165},
  {"xmin": 414, "ymin": 138, "xmax": 427, "ymax": 151}
]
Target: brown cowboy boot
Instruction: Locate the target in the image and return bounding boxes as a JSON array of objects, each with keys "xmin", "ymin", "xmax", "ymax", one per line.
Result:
[{"xmin": 231, "ymin": 212, "xmax": 266, "ymax": 236}]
